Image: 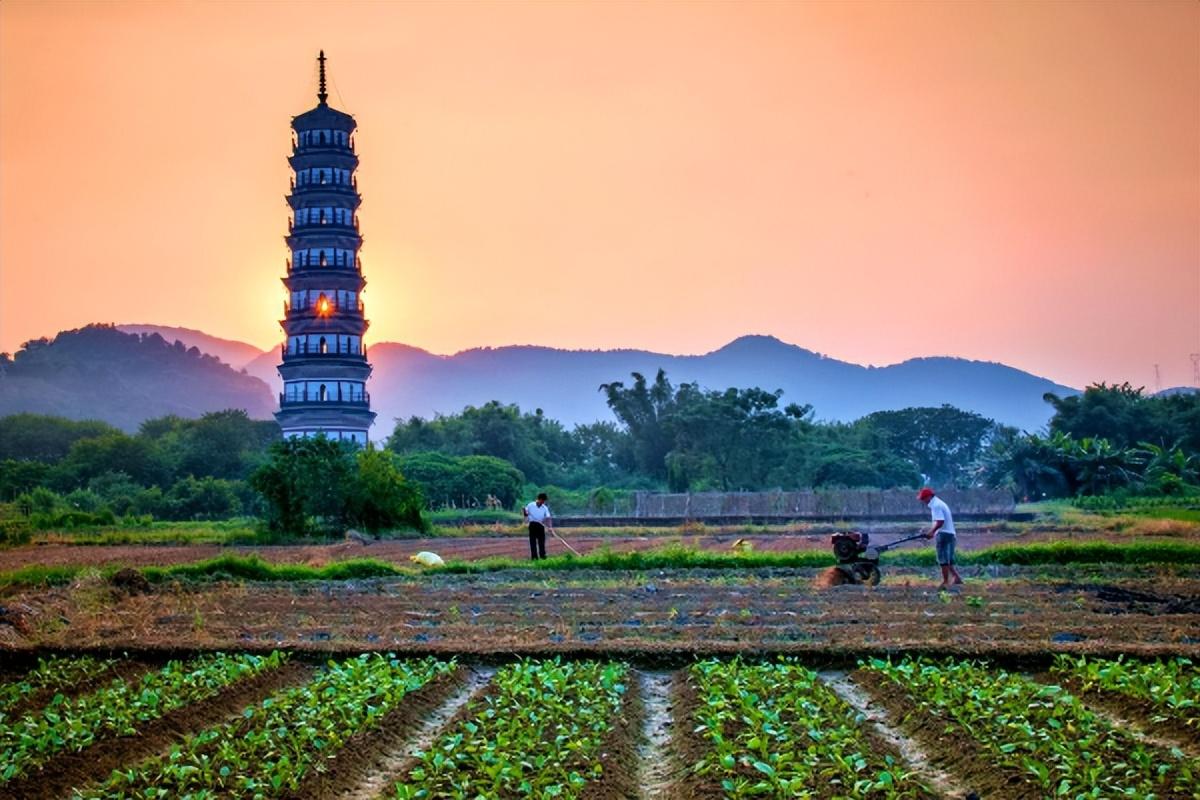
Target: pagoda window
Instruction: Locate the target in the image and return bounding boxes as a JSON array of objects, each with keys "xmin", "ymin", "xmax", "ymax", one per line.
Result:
[
  {"xmin": 319, "ymin": 336, "xmax": 328, "ymax": 354},
  {"xmin": 319, "ymin": 384, "xmax": 327, "ymax": 401}
]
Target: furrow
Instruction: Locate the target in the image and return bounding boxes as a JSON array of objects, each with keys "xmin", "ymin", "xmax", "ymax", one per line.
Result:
[
  {"xmin": 820, "ymin": 670, "xmax": 957, "ymax": 799},
  {"xmin": 335, "ymin": 665, "xmax": 495, "ymax": 800},
  {"xmin": 634, "ymin": 670, "xmax": 676, "ymax": 800}
]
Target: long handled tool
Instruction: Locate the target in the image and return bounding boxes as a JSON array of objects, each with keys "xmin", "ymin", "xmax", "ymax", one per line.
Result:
[{"xmin": 548, "ymin": 526, "xmax": 581, "ymax": 556}]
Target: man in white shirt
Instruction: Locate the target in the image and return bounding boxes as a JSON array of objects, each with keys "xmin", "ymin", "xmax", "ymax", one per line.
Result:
[
  {"xmin": 919, "ymin": 487, "xmax": 963, "ymax": 590},
  {"xmin": 522, "ymin": 492, "xmax": 553, "ymax": 560}
]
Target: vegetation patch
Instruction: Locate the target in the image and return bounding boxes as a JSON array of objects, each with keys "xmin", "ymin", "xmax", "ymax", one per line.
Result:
[
  {"xmin": 1050, "ymin": 654, "xmax": 1200, "ymax": 750},
  {"xmin": 79, "ymin": 654, "xmax": 454, "ymax": 800},
  {"xmin": 680, "ymin": 658, "xmax": 931, "ymax": 798},
  {"xmin": 392, "ymin": 658, "xmax": 630, "ymax": 798},
  {"xmin": 141, "ymin": 554, "xmax": 408, "ymax": 583},
  {"xmin": 0, "ymin": 651, "xmax": 294, "ymax": 796},
  {"xmin": 858, "ymin": 657, "xmax": 1200, "ymax": 797}
]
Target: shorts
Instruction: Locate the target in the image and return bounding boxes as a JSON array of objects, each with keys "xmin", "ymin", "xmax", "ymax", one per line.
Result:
[{"xmin": 935, "ymin": 532, "xmax": 957, "ymax": 565}]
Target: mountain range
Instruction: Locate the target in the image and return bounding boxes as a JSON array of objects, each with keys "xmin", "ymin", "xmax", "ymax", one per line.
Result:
[
  {"xmin": 76, "ymin": 324, "xmax": 1083, "ymax": 434},
  {"xmin": 0, "ymin": 326, "xmax": 275, "ymax": 431}
]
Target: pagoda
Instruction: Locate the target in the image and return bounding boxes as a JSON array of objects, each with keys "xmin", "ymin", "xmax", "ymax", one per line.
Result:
[{"xmin": 275, "ymin": 51, "xmax": 375, "ymax": 444}]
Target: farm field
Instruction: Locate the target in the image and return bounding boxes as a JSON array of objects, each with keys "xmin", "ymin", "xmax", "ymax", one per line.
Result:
[
  {"xmin": 0, "ymin": 652, "xmax": 1196, "ymax": 799},
  {"xmin": 2, "ymin": 519, "xmax": 1199, "ymax": 797},
  {"xmin": 2, "ymin": 519, "xmax": 1197, "ymax": 573},
  {"xmin": 0, "ymin": 564, "xmax": 1198, "ymax": 656}
]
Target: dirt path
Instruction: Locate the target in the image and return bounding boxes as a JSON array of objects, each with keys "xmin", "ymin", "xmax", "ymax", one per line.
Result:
[
  {"xmin": 336, "ymin": 666, "xmax": 495, "ymax": 800},
  {"xmin": 635, "ymin": 670, "xmax": 676, "ymax": 799},
  {"xmin": 821, "ymin": 671, "xmax": 957, "ymax": 799}
]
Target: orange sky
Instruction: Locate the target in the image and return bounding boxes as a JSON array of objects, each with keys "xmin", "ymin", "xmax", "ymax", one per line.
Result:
[{"xmin": 1, "ymin": 0, "xmax": 1197, "ymax": 390}]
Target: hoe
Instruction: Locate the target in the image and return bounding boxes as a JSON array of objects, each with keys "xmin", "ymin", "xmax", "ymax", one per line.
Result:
[{"xmin": 827, "ymin": 530, "xmax": 926, "ymax": 586}]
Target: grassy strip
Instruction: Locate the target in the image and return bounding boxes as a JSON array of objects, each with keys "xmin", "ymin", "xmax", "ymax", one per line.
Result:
[
  {"xmin": 0, "ymin": 564, "xmax": 91, "ymax": 589},
  {"xmin": 141, "ymin": 555, "xmax": 406, "ymax": 583},
  {"xmin": 956, "ymin": 540, "xmax": 1200, "ymax": 566},
  {"xmin": 3, "ymin": 541, "xmax": 1200, "ymax": 590}
]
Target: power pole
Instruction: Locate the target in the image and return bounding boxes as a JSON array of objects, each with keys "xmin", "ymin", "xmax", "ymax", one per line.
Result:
[
  {"xmin": 1191, "ymin": 353, "xmax": 1200, "ymax": 387},
  {"xmin": 1154, "ymin": 364, "xmax": 1162, "ymax": 393}
]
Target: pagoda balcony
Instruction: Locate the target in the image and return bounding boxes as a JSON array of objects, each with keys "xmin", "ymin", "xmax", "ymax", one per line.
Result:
[
  {"xmin": 291, "ymin": 176, "xmax": 357, "ymax": 191},
  {"xmin": 284, "ymin": 300, "xmax": 366, "ymax": 317},
  {"xmin": 289, "ymin": 183, "xmax": 359, "ymax": 198},
  {"xmin": 286, "ymin": 260, "xmax": 362, "ymax": 275},
  {"xmin": 289, "ymin": 220, "xmax": 360, "ymax": 235},
  {"xmin": 292, "ymin": 141, "xmax": 356, "ymax": 155},
  {"xmin": 281, "ymin": 344, "xmax": 368, "ymax": 359},
  {"xmin": 280, "ymin": 391, "xmax": 371, "ymax": 407}
]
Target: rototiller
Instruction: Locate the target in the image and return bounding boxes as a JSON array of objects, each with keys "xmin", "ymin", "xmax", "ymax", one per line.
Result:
[{"xmin": 828, "ymin": 530, "xmax": 926, "ymax": 585}]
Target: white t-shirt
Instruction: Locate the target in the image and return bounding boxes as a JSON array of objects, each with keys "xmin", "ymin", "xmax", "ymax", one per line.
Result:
[
  {"xmin": 524, "ymin": 502, "xmax": 552, "ymax": 524},
  {"xmin": 928, "ymin": 496, "xmax": 956, "ymax": 535}
]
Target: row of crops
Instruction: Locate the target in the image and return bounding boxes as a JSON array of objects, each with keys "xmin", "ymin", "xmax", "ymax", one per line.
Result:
[
  {"xmin": 0, "ymin": 652, "xmax": 1197, "ymax": 798},
  {"xmin": 860, "ymin": 656, "xmax": 1200, "ymax": 798}
]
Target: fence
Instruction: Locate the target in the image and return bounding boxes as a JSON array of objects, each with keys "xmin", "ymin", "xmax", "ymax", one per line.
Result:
[{"xmin": 629, "ymin": 489, "xmax": 1014, "ymax": 519}]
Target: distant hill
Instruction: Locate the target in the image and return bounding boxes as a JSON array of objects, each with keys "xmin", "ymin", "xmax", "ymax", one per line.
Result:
[
  {"xmin": 117, "ymin": 324, "xmax": 266, "ymax": 369},
  {"xmin": 1156, "ymin": 386, "xmax": 1200, "ymax": 398},
  {"xmin": 0, "ymin": 325, "xmax": 275, "ymax": 431},
  {"xmin": 240, "ymin": 332, "xmax": 1076, "ymax": 434}
]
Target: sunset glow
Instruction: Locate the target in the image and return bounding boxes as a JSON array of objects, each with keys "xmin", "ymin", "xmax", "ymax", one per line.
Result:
[{"xmin": 1, "ymin": 0, "xmax": 1197, "ymax": 390}]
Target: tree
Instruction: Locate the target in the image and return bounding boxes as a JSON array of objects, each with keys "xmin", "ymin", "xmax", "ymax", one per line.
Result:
[
  {"xmin": 143, "ymin": 410, "xmax": 280, "ymax": 482},
  {"xmin": 1047, "ymin": 383, "xmax": 1200, "ymax": 453},
  {"xmin": 54, "ymin": 432, "xmax": 169, "ymax": 489},
  {"xmin": 0, "ymin": 459, "xmax": 52, "ymax": 501},
  {"xmin": 599, "ymin": 370, "xmax": 680, "ymax": 480},
  {"xmin": 1134, "ymin": 442, "xmax": 1199, "ymax": 495},
  {"xmin": 164, "ymin": 476, "xmax": 243, "ymax": 520},
  {"xmin": 0, "ymin": 414, "xmax": 119, "ymax": 462},
  {"xmin": 395, "ymin": 451, "xmax": 525, "ymax": 509},
  {"xmin": 344, "ymin": 447, "xmax": 425, "ymax": 534},
  {"xmin": 250, "ymin": 437, "xmax": 356, "ymax": 534},
  {"xmin": 668, "ymin": 387, "xmax": 795, "ymax": 490},
  {"xmin": 857, "ymin": 406, "xmax": 1001, "ymax": 487},
  {"xmin": 454, "ymin": 455, "xmax": 525, "ymax": 508}
]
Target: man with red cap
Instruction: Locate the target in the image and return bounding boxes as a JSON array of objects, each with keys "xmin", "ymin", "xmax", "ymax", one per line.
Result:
[{"xmin": 918, "ymin": 487, "xmax": 962, "ymax": 590}]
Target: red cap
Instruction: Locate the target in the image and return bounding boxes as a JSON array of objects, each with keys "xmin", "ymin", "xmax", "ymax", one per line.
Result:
[{"xmin": 917, "ymin": 488, "xmax": 935, "ymax": 502}]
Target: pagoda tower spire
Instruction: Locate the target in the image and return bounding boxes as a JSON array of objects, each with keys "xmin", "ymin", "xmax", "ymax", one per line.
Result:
[
  {"xmin": 274, "ymin": 52, "xmax": 375, "ymax": 444},
  {"xmin": 317, "ymin": 50, "xmax": 328, "ymax": 105}
]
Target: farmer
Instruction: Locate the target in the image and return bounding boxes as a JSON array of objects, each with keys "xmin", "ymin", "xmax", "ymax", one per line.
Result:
[
  {"xmin": 522, "ymin": 492, "xmax": 554, "ymax": 560},
  {"xmin": 918, "ymin": 487, "xmax": 963, "ymax": 589}
]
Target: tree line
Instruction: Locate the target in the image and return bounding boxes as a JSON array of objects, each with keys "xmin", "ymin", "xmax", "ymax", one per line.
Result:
[{"xmin": 0, "ymin": 377, "xmax": 1195, "ymax": 537}]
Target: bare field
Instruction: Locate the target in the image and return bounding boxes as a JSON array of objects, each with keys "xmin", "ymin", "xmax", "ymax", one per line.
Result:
[{"xmin": 2, "ymin": 565, "xmax": 1198, "ymax": 659}]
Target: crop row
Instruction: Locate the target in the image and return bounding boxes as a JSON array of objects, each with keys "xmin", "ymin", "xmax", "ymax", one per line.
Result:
[
  {"xmin": 0, "ymin": 654, "xmax": 116, "ymax": 713},
  {"xmin": 862, "ymin": 657, "xmax": 1200, "ymax": 797},
  {"xmin": 79, "ymin": 654, "xmax": 454, "ymax": 799},
  {"xmin": 393, "ymin": 658, "xmax": 630, "ymax": 799},
  {"xmin": 0, "ymin": 651, "xmax": 285, "ymax": 783},
  {"xmin": 1051, "ymin": 654, "xmax": 1199, "ymax": 726},
  {"xmin": 685, "ymin": 659, "xmax": 930, "ymax": 798}
]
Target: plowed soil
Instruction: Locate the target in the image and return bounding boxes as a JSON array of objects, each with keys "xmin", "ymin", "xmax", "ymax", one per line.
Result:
[{"xmin": 3, "ymin": 567, "xmax": 1199, "ymax": 659}]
